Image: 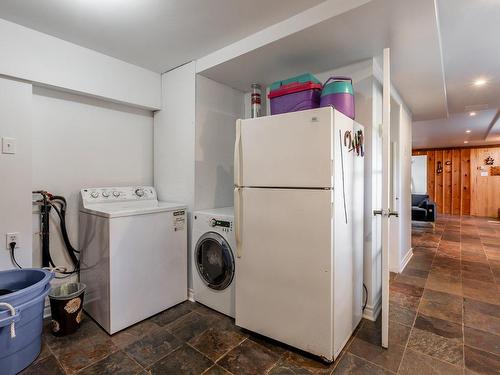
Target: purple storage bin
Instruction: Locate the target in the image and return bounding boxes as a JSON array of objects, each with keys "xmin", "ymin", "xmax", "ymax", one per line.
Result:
[
  {"xmin": 320, "ymin": 76, "xmax": 355, "ymax": 120},
  {"xmin": 270, "ymin": 89, "xmax": 321, "ymax": 115},
  {"xmin": 320, "ymin": 93, "xmax": 355, "ymax": 119},
  {"xmin": 268, "ymin": 80, "xmax": 322, "ymax": 115}
]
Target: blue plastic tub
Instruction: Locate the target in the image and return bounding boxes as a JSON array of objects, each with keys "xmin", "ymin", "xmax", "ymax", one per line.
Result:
[{"xmin": 0, "ymin": 269, "xmax": 53, "ymax": 375}]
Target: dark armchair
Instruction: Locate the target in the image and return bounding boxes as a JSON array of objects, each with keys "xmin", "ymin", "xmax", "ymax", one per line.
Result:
[{"xmin": 411, "ymin": 194, "xmax": 436, "ymax": 223}]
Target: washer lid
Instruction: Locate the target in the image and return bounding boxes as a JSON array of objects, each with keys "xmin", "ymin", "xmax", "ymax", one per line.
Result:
[{"xmin": 80, "ymin": 201, "xmax": 186, "ymax": 218}]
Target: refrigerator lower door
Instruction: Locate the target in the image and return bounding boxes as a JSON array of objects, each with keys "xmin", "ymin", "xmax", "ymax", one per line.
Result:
[{"xmin": 234, "ymin": 187, "xmax": 335, "ymax": 360}]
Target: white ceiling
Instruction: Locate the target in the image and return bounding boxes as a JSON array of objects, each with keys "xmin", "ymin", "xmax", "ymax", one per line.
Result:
[
  {"xmin": 437, "ymin": 0, "xmax": 500, "ymax": 114},
  {"xmin": 412, "ymin": 110, "xmax": 499, "ymax": 149},
  {"xmin": 198, "ymin": 0, "xmax": 448, "ymax": 121},
  {"xmin": 0, "ymin": 0, "xmax": 323, "ymax": 72},
  {"xmin": 412, "ymin": 0, "xmax": 500, "ymax": 148}
]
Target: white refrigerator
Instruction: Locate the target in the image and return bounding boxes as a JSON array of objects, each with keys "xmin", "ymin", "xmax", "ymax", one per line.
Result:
[{"xmin": 234, "ymin": 107, "xmax": 364, "ymax": 362}]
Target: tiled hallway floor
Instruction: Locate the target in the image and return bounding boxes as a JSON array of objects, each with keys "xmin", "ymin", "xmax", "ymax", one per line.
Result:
[{"xmin": 22, "ymin": 216, "xmax": 500, "ymax": 374}]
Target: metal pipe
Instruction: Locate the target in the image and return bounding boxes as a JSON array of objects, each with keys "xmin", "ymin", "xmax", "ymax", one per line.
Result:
[{"xmin": 40, "ymin": 197, "xmax": 51, "ymax": 268}]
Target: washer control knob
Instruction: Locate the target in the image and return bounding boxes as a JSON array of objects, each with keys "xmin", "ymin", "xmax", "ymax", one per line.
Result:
[
  {"xmin": 90, "ymin": 192, "xmax": 99, "ymax": 198},
  {"xmin": 210, "ymin": 218, "xmax": 217, "ymax": 227},
  {"xmin": 112, "ymin": 191, "xmax": 121, "ymax": 197},
  {"xmin": 102, "ymin": 191, "xmax": 110, "ymax": 198},
  {"xmin": 135, "ymin": 188, "xmax": 145, "ymax": 197}
]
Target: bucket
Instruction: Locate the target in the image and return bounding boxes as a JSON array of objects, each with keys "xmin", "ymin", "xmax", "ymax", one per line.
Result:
[
  {"xmin": 0, "ymin": 268, "xmax": 54, "ymax": 375},
  {"xmin": 268, "ymin": 73, "xmax": 322, "ymax": 115},
  {"xmin": 320, "ymin": 76, "xmax": 355, "ymax": 119},
  {"xmin": 49, "ymin": 282, "xmax": 86, "ymax": 336}
]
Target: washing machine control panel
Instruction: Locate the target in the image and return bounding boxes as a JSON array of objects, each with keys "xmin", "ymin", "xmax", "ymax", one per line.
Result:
[
  {"xmin": 81, "ymin": 186, "xmax": 157, "ymax": 205},
  {"xmin": 209, "ymin": 217, "xmax": 233, "ymax": 232}
]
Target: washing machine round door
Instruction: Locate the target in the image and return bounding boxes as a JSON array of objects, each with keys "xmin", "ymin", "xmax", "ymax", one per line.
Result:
[{"xmin": 195, "ymin": 232, "xmax": 235, "ymax": 291}]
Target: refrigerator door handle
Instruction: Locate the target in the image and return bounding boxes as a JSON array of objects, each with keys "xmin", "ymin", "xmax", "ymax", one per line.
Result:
[
  {"xmin": 234, "ymin": 120, "xmax": 242, "ymax": 186},
  {"xmin": 234, "ymin": 187, "xmax": 242, "ymax": 258}
]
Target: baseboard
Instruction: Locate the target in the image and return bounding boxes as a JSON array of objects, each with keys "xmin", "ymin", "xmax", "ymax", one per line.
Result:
[
  {"xmin": 363, "ymin": 294, "xmax": 381, "ymax": 321},
  {"xmin": 399, "ymin": 248, "xmax": 413, "ymax": 273},
  {"xmin": 362, "ymin": 249, "xmax": 412, "ymax": 322},
  {"xmin": 188, "ymin": 288, "xmax": 195, "ymax": 302}
]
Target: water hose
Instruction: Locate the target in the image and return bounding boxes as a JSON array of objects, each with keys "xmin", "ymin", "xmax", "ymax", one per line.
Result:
[{"xmin": 33, "ymin": 191, "xmax": 80, "ymax": 276}]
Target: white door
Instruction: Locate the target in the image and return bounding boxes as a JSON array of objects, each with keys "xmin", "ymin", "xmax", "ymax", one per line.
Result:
[
  {"xmin": 235, "ymin": 107, "xmax": 346, "ymax": 188},
  {"xmin": 234, "ymin": 187, "xmax": 335, "ymax": 359}
]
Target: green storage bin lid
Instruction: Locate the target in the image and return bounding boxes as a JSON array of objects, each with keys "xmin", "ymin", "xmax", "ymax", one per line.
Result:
[
  {"xmin": 270, "ymin": 73, "xmax": 321, "ymax": 91},
  {"xmin": 321, "ymin": 77, "xmax": 354, "ymax": 96}
]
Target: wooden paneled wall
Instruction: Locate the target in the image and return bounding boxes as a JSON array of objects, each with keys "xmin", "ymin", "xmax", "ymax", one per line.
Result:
[{"xmin": 413, "ymin": 146, "xmax": 500, "ymax": 218}]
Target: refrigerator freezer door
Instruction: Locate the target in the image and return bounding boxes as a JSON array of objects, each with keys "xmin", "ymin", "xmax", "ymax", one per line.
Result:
[
  {"xmin": 235, "ymin": 107, "xmax": 347, "ymax": 188},
  {"xmin": 234, "ymin": 187, "xmax": 334, "ymax": 359}
]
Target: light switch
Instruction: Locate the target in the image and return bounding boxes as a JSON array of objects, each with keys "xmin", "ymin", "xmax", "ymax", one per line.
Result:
[{"xmin": 2, "ymin": 137, "xmax": 16, "ymax": 154}]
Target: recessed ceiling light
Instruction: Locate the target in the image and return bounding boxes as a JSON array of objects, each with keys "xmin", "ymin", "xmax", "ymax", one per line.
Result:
[
  {"xmin": 466, "ymin": 130, "xmax": 471, "ymax": 133},
  {"xmin": 474, "ymin": 78, "xmax": 487, "ymax": 86},
  {"xmin": 469, "ymin": 111, "xmax": 477, "ymax": 116},
  {"xmin": 464, "ymin": 141, "xmax": 469, "ymax": 144}
]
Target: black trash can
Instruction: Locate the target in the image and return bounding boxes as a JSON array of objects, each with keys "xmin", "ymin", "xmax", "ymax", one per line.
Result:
[{"xmin": 48, "ymin": 282, "xmax": 86, "ymax": 336}]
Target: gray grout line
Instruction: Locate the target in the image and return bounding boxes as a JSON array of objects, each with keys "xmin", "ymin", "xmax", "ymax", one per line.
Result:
[
  {"xmin": 40, "ymin": 339, "xmax": 69, "ymax": 374},
  {"xmin": 327, "ymin": 329, "xmax": 361, "ymax": 375},
  {"xmin": 348, "ymin": 352, "xmax": 398, "ymax": 374},
  {"xmin": 72, "ymin": 346, "xmax": 122, "ymax": 374},
  {"xmin": 201, "ymin": 364, "xmax": 236, "ymax": 375},
  {"xmin": 185, "ymin": 341, "xmax": 220, "ymax": 367},
  {"xmin": 212, "ymin": 335, "xmax": 249, "ymax": 364},
  {"xmin": 122, "ymin": 349, "xmax": 149, "ymax": 372}
]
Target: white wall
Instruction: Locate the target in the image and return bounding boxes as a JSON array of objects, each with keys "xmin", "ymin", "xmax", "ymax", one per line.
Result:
[
  {"xmin": 154, "ymin": 62, "xmax": 196, "ymax": 288},
  {"xmin": 0, "ymin": 77, "xmax": 33, "ymax": 270},
  {"xmin": 31, "ymin": 86, "xmax": 154, "ymax": 271},
  {"xmin": 367, "ymin": 77, "xmax": 383, "ymax": 319},
  {"xmin": 154, "ymin": 62, "xmax": 196, "ymax": 209},
  {"xmin": 0, "ymin": 18, "xmax": 161, "ymax": 110},
  {"xmin": 385, "ymin": 91, "xmax": 413, "ymax": 274},
  {"xmin": 411, "ymin": 155, "xmax": 427, "ymax": 194},
  {"xmin": 399, "ymin": 108, "xmax": 412, "ymax": 270},
  {"xmin": 373, "ymin": 57, "xmax": 414, "ymax": 275},
  {"xmin": 195, "ymin": 75, "xmax": 244, "ymax": 210}
]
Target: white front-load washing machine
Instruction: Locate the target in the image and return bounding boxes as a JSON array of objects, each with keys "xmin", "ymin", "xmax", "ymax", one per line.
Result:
[{"xmin": 192, "ymin": 207, "xmax": 235, "ymax": 317}]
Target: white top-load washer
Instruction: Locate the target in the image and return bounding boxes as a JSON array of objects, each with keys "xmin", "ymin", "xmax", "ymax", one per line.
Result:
[
  {"xmin": 79, "ymin": 186, "xmax": 187, "ymax": 334},
  {"xmin": 192, "ymin": 207, "xmax": 235, "ymax": 317}
]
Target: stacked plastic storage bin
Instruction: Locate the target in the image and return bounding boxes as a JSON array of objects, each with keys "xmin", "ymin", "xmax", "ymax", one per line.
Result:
[
  {"xmin": 268, "ymin": 73, "xmax": 322, "ymax": 115},
  {"xmin": 320, "ymin": 76, "xmax": 355, "ymax": 120}
]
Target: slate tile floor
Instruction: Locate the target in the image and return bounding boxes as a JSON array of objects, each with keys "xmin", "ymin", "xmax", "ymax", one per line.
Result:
[{"xmin": 22, "ymin": 215, "xmax": 500, "ymax": 374}]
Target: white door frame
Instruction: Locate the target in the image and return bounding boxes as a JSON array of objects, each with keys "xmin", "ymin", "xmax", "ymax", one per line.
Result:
[{"xmin": 381, "ymin": 47, "xmax": 393, "ymax": 348}]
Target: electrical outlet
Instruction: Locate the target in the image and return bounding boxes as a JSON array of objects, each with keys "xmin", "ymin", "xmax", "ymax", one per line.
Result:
[{"xmin": 6, "ymin": 233, "xmax": 19, "ymax": 250}]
